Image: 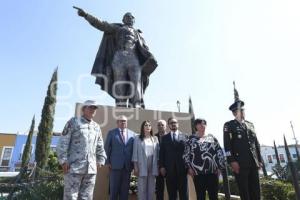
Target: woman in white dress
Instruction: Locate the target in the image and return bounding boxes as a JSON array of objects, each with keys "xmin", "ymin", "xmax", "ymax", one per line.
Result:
[{"xmin": 132, "ymin": 120, "xmax": 159, "ymax": 200}]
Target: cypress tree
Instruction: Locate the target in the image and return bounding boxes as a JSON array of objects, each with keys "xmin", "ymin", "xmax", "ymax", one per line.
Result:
[
  {"xmin": 272, "ymin": 140, "xmax": 287, "ymax": 180},
  {"xmin": 21, "ymin": 115, "xmax": 35, "ymax": 169},
  {"xmin": 290, "ymin": 121, "xmax": 300, "ymax": 161},
  {"xmin": 261, "ymin": 159, "xmax": 268, "ymax": 177},
  {"xmin": 35, "ymin": 68, "xmax": 58, "ymax": 175},
  {"xmin": 188, "ymin": 96, "xmax": 195, "ymax": 134},
  {"xmin": 274, "ymin": 140, "xmax": 280, "ymax": 164},
  {"xmin": 284, "ymin": 135, "xmax": 300, "ymax": 199}
]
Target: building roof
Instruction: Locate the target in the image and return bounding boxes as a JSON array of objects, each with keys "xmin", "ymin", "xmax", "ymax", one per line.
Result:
[
  {"xmin": 0, "ymin": 131, "xmax": 60, "ymax": 136},
  {"xmin": 261, "ymin": 144, "xmax": 273, "ymax": 147},
  {"xmin": 0, "ymin": 132, "xmax": 17, "ymax": 136},
  {"xmin": 278, "ymin": 144, "xmax": 300, "ymax": 148}
]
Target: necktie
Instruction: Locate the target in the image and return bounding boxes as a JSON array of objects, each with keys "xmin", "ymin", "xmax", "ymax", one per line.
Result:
[
  {"xmin": 121, "ymin": 130, "xmax": 125, "ymax": 143},
  {"xmin": 173, "ymin": 133, "xmax": 176, "ymax": 142},
  {"xmin": 242, "ymin": 122, "xmax": 247, "ymax": 130}
]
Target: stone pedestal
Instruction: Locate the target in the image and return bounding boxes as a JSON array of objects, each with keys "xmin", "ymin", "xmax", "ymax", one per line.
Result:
[{"xmin": 75, "ymin": 103, "xmax": 196, "ymax": 200}]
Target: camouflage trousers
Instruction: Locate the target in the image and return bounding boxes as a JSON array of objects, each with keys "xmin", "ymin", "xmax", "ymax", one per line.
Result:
[{"xmin": 63, "ymin": 173, "xmax": 96, "ymax": 200}]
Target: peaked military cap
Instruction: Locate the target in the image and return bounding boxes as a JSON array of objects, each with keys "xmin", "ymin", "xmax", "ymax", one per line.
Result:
[{"xmin": 229, "ymin": 81, "xmax": 245, "ymax": 111}]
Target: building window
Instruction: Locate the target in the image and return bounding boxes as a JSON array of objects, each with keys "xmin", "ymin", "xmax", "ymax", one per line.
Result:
[
  {"xmin": 1, "ymin": 147, "xmax": 13, "ymax": 166},
  {"xmin": 292, "ymin": 154, "xmax": 297, "ymax": 159},
  {"xmin": 50, "ymin": 145, "xmax": 57, "ymax": 153},
  {"xmin": 19, "ymin": 144, "xmax": 34, "ymax": 161},
  {"xmin": 279, "ymin": 154, "xmax": 285, "ymax": 163},
  {"xmin": 267, "ymin": 155, "xmax": 273, "ymax": 163}
]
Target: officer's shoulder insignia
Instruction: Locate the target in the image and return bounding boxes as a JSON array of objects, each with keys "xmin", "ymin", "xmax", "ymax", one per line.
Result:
[
  {"xmin": 245, "ymin": 120, "xmax": 253, "ymax": 126},
  {"xmin": 245, "ymin": 120, "xmax": 255, "ymax": 129},
  {"xmin": 224, "ymin": 122, "xmax": 230, "ymax": 131},
  {"xmin": 62, "ymin": 123, "xmax": 71, "ymax": 136},
  {"xmin": 224, "ymin": 120, "xmax": 235, "ymax": 131},
  {"xmin": 62, "ymin": 118, "xmax": 75, "ymax": 136},
  {"xmin": 224, "ymin": 127, "xmax": 229, "ymax": 133}
]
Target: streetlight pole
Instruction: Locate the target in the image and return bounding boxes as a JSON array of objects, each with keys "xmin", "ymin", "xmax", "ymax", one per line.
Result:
[{"xmin": 176, "ymin": 100, "xmax": 180, "ymax": 112}]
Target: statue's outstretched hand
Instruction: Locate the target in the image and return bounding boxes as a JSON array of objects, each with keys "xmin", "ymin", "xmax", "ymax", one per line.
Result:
[{"xmin": 73, "ymin": 6, "xmax": 87, "ymax": 17}]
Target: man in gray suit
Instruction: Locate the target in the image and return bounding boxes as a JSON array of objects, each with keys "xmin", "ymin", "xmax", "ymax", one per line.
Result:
[{"xmin": 104, "ymin": 115, "xmax": 135, "ymax": 200}]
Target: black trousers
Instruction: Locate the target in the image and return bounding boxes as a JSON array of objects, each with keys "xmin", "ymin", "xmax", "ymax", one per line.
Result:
[
  {"xmin": 156, "ymin": 174, "xmax": 165, "ymax": 200},
  {"xmin": 166, "ymin": 172, "xmax": 188, "ymax": 200},
  {"xmin": 234, "ymin": 166, "xmax": 261, "ymax": 200},
  {"xmin": 193, "ymin": 174, "xmax": 219, "ymax": 200}
]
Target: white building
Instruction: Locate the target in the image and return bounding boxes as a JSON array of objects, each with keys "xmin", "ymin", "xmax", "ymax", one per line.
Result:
[{"xmin": 260, "ymin": 144, "xmax": 300, "ymax": 172}]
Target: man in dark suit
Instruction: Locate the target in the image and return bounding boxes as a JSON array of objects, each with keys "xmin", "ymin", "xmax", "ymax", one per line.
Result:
[
  {"xmin": 104, "ymin": 115, "xmax": 135, "ymax": 200},
  {"xmin": 223, "ymin": 83, "xmax": 262, "ymax": 200},
  {"xmin": 159, "ymin": 117, "xmax": 188, "ymax": 200},
  {"xmin": 155, "ymin": 119, "xmax": 167, "ymax": 200}
]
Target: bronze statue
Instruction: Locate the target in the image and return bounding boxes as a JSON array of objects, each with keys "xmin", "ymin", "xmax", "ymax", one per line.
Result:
[{"xmin": 74, "ymin": 7, "xmax": 158, "ymax": 108}]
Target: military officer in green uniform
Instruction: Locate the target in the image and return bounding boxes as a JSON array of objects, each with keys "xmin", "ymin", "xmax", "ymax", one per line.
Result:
[
  {"xmin": 223, "ymin": 83, "xmax": 262, "ymax": 200},
  {"xmin": 57, "ymin": 100, "xmax": 107, "ymax": 200}
]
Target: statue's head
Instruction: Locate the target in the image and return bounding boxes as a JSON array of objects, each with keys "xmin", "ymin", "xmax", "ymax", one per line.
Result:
[{"xmin": 122, "ymin": 12, "xmax": 135, "ymax": 26}]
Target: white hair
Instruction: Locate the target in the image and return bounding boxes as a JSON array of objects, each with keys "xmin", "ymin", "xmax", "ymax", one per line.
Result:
[{"xmin": 157, "ymin": 119, "xmax": 167, "ymax": 126}]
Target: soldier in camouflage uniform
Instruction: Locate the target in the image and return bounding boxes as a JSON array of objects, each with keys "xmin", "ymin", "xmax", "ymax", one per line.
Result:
[
  {"xmin": 223, "ymin": 83, "xmax": 262, "ymax": 200},
  {"xmin": 57, "ymin": 100, "xmax": 107, "ymax": 200}
]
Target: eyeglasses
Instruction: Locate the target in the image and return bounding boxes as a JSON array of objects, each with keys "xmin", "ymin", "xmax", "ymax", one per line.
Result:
[{"xmin": 88, "ymin": 106, "xmax": 98, "ymax": 110}]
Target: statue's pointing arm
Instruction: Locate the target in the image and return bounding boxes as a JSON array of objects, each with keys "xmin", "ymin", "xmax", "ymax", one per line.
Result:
[{"xmin": 75, "ymin": 7, "xmax": 116, "ymax": 33}]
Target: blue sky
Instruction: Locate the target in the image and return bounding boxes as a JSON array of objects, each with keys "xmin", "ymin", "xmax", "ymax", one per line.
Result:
[{"xmin": 1, "ymin": 0, "xmax": 300, "ymax": 146}]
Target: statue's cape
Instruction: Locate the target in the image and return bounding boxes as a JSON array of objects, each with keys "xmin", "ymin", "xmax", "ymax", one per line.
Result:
[{"xmin": 91, "ymin": 23, "xmax": 158, "ymax": 102}]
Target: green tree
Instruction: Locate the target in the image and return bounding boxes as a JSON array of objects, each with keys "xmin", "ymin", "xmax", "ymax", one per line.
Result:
[
  {"xmin": 188, "ymin": 96, "xmax": 195, "ymax": 134},
  {"xmin": 284, "ymin": 135, "xmax": 300, "ymax": 199},
  {"xmin": 274, "ymin": 140, "xmax": 280, "ymax": 164},
  {"xmin": 21, "ymin": 116, "xmax": 35, "ymax": 168},
  {"xmin": 272, "ymin": 140, "xmax": 288, "ymax": 180},
  {"xmin": 35, "ymin": 68, "xmax": 58, "ymax": 176},
  {"xmin": 20, "ymin": 115, "xmax": 35, "ymax": 178}
]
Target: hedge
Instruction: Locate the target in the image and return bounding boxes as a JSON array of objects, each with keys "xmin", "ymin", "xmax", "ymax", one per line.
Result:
[{"xmin": 219, "ymin": 177, "xmax": 295, "ymax": 200}]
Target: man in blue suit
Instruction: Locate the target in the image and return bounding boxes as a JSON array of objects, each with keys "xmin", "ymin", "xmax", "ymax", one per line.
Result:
[{"xmin": 105, "ymin": 115, "xmax": 135, "ymax": 200}]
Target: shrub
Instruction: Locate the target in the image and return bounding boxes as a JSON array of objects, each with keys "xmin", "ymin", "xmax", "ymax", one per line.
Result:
[
  {"xmin": 47, "ymin": 151, "xmax": 61, "ymax": 173},
  {"xmin": 260, "ymin": 178, "xmax": 293, "ymax": 200},
  {"xmin": 220, "ymin": 177, "xmax": 295, "ymax": 200},
  {"xmin": 1, "ymin": 151, "xmax": 64, "ymax": 199},
  {"xmin": 287, "ymin": 160, "xmax": 300, "ymax": 183},
  {"xmin": 12, "ymin": 176, "xmax": 63, "ymax": 200},
  {"xmin": 287, "ymin": 190, "xmax": 296, "ymax": 200}
]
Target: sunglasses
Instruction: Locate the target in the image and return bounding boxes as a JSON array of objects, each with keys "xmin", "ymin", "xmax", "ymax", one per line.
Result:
[{"xmin": 88, "ymin": 106, "xmax": 98, "ymax": 110}]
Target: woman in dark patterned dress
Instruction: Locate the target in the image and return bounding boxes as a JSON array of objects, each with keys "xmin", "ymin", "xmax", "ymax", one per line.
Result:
[{"xmin": 183, "ymin": 118, "xmax": 225, "ymax": 200}]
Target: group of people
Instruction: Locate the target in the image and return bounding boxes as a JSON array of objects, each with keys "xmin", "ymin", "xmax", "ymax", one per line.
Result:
[{"xmin": 57, "ymin": 96, "xmax": 262, "ymax": 200}]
